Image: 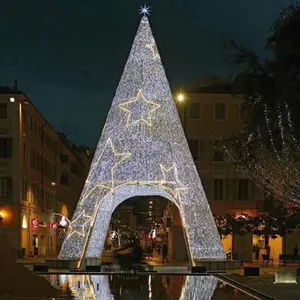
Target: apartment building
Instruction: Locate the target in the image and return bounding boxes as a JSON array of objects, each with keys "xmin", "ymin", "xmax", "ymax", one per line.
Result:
[
  {"xmin": 0, "ymin": 84, "xmax": 91, "ymax": 257},
  {"xmin": 172, "ymin": 78, "xmax": 283, "ymax": 261}
]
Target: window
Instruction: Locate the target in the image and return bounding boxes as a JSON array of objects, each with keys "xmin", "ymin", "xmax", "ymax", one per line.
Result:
[
  {"xmin": 214, "ymin": 103, "xmax": 226, "ymax": 120},
  {"xmin": 22, "ymin": 108, "xmax": 26, "ymax": 124},
  {"xmin": 23, "ymin": 143, "xmax": 26, "ymax": 163},
  {"xmin": 0, "ymin": 177, "xmax": 12, "ymax": 198},
  {"xmin": 23, "ymin": 179, "xmax": 28, "ymax": 201},
  {"xmin": 0, "ymin": 104, "xmax": 7, "ymax": 119},
  {"xmin": 238, "ymin": 179, "xmax": 249, "ymax": 201},
  {"xmin": 60, "ymin": 154, "xmax": 69, "ymax": 163},
  {"xmin": 36, "ymin": 154, "xmax": 41, "ymax": 172},
  {"xmin": 213, "ymin": 140, "xmax": 223, "ymax": 161},
  {"xmin": 45, "ymin": 191, "xmax": 52, "ymax": 210},
  {"xmin": 60, "ymin": 173, "xmax": 69, "ymax": 186},
  {"xmin": 30, "ymin": 149, "xmax": 36, "ymax": 168},
  {"xmin": 32, "ymin": 185, "xmax": 38, "ymax": 205},
  {"xmin": 188, "ymin": 103, "xmax": 200, "ymax": 119},
  {"xmin": 0, "ymin": 138, "xmax": 12, "ymax": 158},
  {"xmin": 188, "ymin": 139, "xmax": 199, "ymax": 160},
  {"xmin": 30, "ymin": 117, "xmax": 33, "ymax": 131},
  {"xmin": 214, "ymin": 179, "xmax": 224, "ymax": 200}
]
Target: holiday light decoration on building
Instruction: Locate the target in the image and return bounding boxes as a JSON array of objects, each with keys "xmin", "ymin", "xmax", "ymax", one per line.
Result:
[{"xmin": 59, "ymin": 14, "xmax": 225, "ymax": 263}]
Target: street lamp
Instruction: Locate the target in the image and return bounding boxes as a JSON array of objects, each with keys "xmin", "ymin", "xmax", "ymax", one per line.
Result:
[
  {"xmin": 176, "ymin": 92, "xmax": 187, "ymax": 134},
  {"xmin": 177, "ymin": 93, "xmax": 185, "ymax": 103}
]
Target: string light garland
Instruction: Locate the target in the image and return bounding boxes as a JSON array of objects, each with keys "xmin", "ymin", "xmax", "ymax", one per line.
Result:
[
  {"xmin": 222, "ymin": 96, "xmax": 300, "ymax": 204},
  {"xmin": 59, "ymin": 15, "xmax": 225, "ymax": 262}
]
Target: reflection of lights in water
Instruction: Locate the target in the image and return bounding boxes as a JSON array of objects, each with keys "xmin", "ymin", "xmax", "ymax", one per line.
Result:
[
  {"xmin": 148, "ymin": 229, "xmax": 156, "ymax": 239},
  {"xmin": 179, "ymin": 276, "xmax": 218, "ymax": 300},
  {"xmin": 59, "ymin": 274, "xmax": 67, "ymax": 285},
  {"xmin": 148, "ymin": 275, "xmax": 152, "ymax": 300},
  {"xmin": 66, "ymin": 275, "xmax": 96, "ymax": 299},
  {"xmin": 91, "ymin": 275, "xmax": 114, "ymax": 299}
]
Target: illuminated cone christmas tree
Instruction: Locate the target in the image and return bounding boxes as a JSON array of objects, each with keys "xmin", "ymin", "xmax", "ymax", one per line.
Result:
[{"xmin": 59, "ymin": 15, "xmax": 225, "ymax": 263}]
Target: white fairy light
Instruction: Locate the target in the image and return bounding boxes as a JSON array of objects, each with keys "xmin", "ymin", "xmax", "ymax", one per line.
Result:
[{"xmin": 59, "ymin": 15, "xmax": 225, "ymax": 263}]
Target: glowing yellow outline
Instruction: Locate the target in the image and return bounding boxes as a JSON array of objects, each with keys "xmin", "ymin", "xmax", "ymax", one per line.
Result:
[
  {"xmin": 159, "ymin": 164, "xmax": 187, "ymax": 199},
  {"xmin": 66, "ymin": 210, "xmax": 92, "ymax": 239},
  {"xmin": 79, "ymin": 138, "xmax": 131, "ymax": 205},
  {"xmin": 118, "ymin": 90, "xmax": 160, "ymax": 127},
  {"xmin": 145, "ymin": 43, "xmax": 160, "ymax": 60},
  {"xmin": 71, "ymin": 162, "xmax": 188, "ymax": 262}
]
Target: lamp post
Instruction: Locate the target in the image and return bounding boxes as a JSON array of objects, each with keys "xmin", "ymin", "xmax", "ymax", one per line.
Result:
[
  {"xmin": 0, "ymin": 214, "xmax": 3, "ymax": 228},
  {"xmin": 176, "ymin": 93, "xmax": 187, "ymax": 134}
]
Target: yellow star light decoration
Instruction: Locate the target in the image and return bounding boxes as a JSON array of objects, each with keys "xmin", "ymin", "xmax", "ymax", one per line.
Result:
[
  {"xmin": 118, "ymin": 90, "xmax": 160, "ymax": 127},
  {"xmin": 80, "ymin": 138, "xmax": 131, "ymax": 205},
  {"xmin": 145, "ymin": 43, "xmax": 160, "ymax": 60},
  {"xmin": 66, "ymin": 210, "xmax": 92, "ymax": 239},
  {"xmin": 159, "ymin": 164, "xmax": 187, "ymax": 199}
]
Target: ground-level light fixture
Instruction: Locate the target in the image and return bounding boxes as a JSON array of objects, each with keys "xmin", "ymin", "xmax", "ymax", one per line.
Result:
[{"xmin": 59, "ymin": 216, "xmax": 68, "ymax": 227}]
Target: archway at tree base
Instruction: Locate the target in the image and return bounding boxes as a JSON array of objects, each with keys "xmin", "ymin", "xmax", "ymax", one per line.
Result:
[{"xmin": 84, "ymin": 184, "xmax": 224, "ymax": 266}]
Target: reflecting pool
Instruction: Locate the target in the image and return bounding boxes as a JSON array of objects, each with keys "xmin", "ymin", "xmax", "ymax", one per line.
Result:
[{"xmin": 44, "ymin": 274, "xmax": 254, "ymax": 299}]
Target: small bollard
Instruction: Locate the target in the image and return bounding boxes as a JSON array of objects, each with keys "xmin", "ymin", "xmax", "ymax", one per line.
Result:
[
  {"xmin": 97, "ymin": 283, "xmax": 99, "ymax": 291},
  {"xmin": 78, "ymin": 281, "xmax": 80, "ymax": 289}
]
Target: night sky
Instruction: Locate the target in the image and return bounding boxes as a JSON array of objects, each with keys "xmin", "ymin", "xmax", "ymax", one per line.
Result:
[{"xmin": 0, "ymin": 0, "xmax": 296, "ymax": 147}]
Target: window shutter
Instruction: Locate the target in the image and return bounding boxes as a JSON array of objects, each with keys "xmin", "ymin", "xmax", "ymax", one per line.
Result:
[
  {"xmin": 232, "ymin": 178, "xmax": 238, "ymax": 201},
  {"xmin": 249, "ymin": 180, "xmax": 255, "ymax": 201},
  {"xmin": 225, "ymin": 178, "xmax": 231, "ymax": 201},
  {"xmin": 7, "ymin": 177, "xmax": 12, "ymax": 197},
  {"xmin": 7, "ymin": 138, "xmax": 13, "ymax": 158}
]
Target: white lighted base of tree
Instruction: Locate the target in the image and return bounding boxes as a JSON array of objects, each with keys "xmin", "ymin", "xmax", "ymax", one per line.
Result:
[{"xmin": 59, "ymin": 15, "xmax": 225, "ymax": 263}]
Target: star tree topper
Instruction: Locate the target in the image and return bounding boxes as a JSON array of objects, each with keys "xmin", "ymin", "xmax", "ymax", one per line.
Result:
[{"xmin": 139, "ymin": 5, "xmax": 151, "ymax": 16}]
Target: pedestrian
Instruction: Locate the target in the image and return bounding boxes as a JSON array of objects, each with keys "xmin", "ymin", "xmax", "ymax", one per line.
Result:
[{"xmin": 162, "ymin": 243, "xmax": 168, "ymax": 263}]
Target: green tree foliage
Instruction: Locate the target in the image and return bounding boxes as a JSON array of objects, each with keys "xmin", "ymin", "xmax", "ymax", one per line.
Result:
[{"xmin": 214, "ymin": 203, "xmax": 300, "ymax": 239}]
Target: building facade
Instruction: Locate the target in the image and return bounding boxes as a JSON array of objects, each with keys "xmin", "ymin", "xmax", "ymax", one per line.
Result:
[
  {"xmin": 0, "ymin": 85, "xmax": 91, "ymax": 257},
  {"xmin": 172, "ymin": 79, "xmax": 284, "ymax": 262}
]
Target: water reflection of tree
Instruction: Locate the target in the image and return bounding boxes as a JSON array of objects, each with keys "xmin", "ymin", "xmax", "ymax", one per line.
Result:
[
  {"xmin": 161, "ymin": 275, "xmax": 185, "ymax": 300},
  {"xmin": 109, "ymin": 275, "xmax": 147, "ymax": 296},
  {"xmin": 179, "ymin": 276, "xmax": 218, "ymax": 300}
]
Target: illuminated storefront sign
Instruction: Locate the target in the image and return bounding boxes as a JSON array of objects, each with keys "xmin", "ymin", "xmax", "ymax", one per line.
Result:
[{"xmin": 31, "ymin": 218, "xmax": 39, "ymax": 229}]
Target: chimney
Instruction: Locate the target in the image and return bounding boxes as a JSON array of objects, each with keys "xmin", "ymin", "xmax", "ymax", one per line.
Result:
[{"xmin": 12, "ymin": 79, "xmax": 18, "ymax": 91}]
